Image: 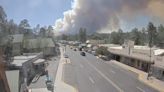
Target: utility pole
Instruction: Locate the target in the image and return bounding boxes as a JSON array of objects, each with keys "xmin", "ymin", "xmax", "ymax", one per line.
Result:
[{"xmin": 147, "ymin": 24, "xmax": 153, "ymax": 80}]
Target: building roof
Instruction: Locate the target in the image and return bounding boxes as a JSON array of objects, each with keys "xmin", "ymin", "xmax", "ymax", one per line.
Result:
[
  {"xmin": 25, "ymin": 38, "xmax": 55, "ymax": 49},
  {"xmin": 5, "ymin": 70, "xmax": 19, "ymax": 92},
  {"xmin": 12, "ymin": 34, "xmax": 24, "ymax": 43},
  {"xmin": 14, "ymin": 55, "xmax": 37, "ymax": 60},
  {"xmin": 33, "ymin": 59, "xmax": 45, "ymax": 64},
  {"xmin": 99, "ymin": 44, "xmax": 121, "ymax": 48},
  {"xmin": 154, "ymin": 49, "xmax": 164, "ymax": 56},
  {"xmin": 12, "ymin": 55, "xmax": 38, "ymax": 66},
  {"xmin": 29, "ymin": 88, "xmax": 49, "ymax": 92}
]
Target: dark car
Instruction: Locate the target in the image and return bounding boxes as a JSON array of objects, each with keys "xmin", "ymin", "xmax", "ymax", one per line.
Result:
[
  {"xmin": 80, "ymin": 51, "xmax": 86, "ymax": 56},
  {"xmin": 64, "ymin": 54, "xmax": 69, "ymax": 58},
  {"xmin": 74, "ymin": 48, "xmax": 77, "ymax": 51},
  {"xmin": 79, "ymin": 48, "xmax": 82, "ymax": 51}
]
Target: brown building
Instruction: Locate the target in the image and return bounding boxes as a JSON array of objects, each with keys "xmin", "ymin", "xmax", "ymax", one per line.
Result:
[
  {"xmin": 0, "ymin": 48, "xmax": 10, "ymax": 92},
  {"xmin": 100, "ymin": 40, "xmax": 154, "ymax": 72}
]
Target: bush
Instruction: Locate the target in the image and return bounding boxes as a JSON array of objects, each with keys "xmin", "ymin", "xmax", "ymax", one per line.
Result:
[{"xmin": 96, "ymin": 46, "xmax": 109, "ymax": 56}]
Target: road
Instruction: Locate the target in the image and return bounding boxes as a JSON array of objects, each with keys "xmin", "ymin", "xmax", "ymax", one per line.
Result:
[{"xmin": 62, "ymin": 47, "xmax": 158, "ymax": 92}]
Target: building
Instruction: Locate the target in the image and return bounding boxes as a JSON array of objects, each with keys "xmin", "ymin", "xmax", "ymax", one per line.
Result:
[
  {"xmin": 12, "ymin": 34, "xmax": 24, "ymax": 56},
  {"xmin": 0, "ymin": 59, "xmax": 10, "ymax": 92},
  {"xmin": 0, "ymin": 48, "xmax": 10, "ymax": 92},
  {"xmin": 5, "ymin": 53, "xmax": 43, "ymax": 92},
  {"xmin": 100, "ymin": 40, "xmax": 164, "ymax": 81},
  {"xmin": 24, "ymin": 38, "xmax": 55, "ymax": 56},
  {"xmin": 152, "ymin": 49, "xmax": 164, "ymax": 81},
  {"xmin": 86, "ymin": 40, "xmax": 105, "ymax": 45},
  {"xmin": 100, "ymin": 40, "xmax": 155, "ymax": 72}
]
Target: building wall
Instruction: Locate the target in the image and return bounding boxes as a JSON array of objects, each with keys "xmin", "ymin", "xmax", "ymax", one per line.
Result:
[
  {"xmin": 43, "ymin": 47, "xmax": 55, "ymax": 56},
  {"xmin": 131, "ymin": 49, "xmax": 154, "ymax": 58},
  {"xmin": 119, "ymin": 56, "xmax": 150, "ymax": 72},
  {"xmin": 20, "ymin": 53, "xmax": 43, "ymax": 91},
  {"xmin": 152, "ymin": 66, "xmax": 164, "ymax": 81},
  {"xmin": 0, "ymin": 48, "xmax": 10, "ymax": 92},
  {"xmin": 12, "ymin": 43, "xmax": 22, "ymax": 56},
  {"xmin": 89, "ymin": 40, "xmax": 105, "ymax": 45},
  {"xmin": 152, "ymin": 56, "xmax": 164, "ymax": 81}
]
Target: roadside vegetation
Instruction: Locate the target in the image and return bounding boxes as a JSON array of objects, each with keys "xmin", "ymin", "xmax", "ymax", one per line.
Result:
[
  {"xmin": 60, "ymin": 23, "xmax": 164, "ymax": 49},
  {"xmin": 95, "ymin": 46, "xmax": 109, "ymax": 56},
  {"xmin": 0, "ymin": 6, "xmax": 54, "ymax": 44}
]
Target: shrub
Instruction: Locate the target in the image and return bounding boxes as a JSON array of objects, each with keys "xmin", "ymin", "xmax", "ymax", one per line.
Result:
[{"xmin": 96, "ymin": 46, "xmax": 109, "ymax": 56}]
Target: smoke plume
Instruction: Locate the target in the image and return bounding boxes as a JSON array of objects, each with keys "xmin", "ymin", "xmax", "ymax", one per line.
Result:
[{"xmin": 53, "ymin": 0, "xmax": 164, "ymax": 34}]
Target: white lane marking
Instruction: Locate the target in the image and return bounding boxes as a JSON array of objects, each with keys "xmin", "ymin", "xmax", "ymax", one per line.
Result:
[
  {"xmin": 80, "ymin": 64, "xmax": 84, "ymax": 68},
  {"xmin": 110, "ymin": 70, "xmax": 116, "ymax": 74},
  {"xmin": 137, "ymin": 87, "xmax": 146, "ymax": 92},
  {"xmin": 84, "ymin": 59, "xmax": 124, "ymax": 92},
  {"xmin": 89, "ymin": 76, "xmax": 95, "ymax": 84}
]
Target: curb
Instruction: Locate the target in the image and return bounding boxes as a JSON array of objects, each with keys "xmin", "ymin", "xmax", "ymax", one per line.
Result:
[{"xmin": 55, "ymin": 47, "xmax": 77, "ymax": 92}]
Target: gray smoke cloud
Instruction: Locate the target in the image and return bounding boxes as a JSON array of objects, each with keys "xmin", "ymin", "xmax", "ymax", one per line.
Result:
[{"xmin": 53, "ymin": 0, "xmax": 164, "ymax": 35}]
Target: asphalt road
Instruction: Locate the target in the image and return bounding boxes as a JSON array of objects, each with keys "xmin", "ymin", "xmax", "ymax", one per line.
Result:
[{"xmin": 63, "ymin": 47, "xmax": 158, "ymax": 92}]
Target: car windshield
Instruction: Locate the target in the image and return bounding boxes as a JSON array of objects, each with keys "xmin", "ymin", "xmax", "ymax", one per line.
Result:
[{"xmin": 0, "ymin": 0, "xmax": 164, "ymax": 92}]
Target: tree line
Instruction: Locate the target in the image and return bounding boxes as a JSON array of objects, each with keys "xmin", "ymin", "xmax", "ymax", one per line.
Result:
[
  {"xmin": 61, "ymin": 22, "xmax": 164, "ymax": 49},
  {"xmin": 109, "ymin": 22, "xmax": 164, "ymax": 48},
  {"xmin": 0, "ymin": 6, "xmax": 54, "ymax": 45},
  {"xmin": 61, "ymin": 27, "xmax": 87, "ymax": 43}
]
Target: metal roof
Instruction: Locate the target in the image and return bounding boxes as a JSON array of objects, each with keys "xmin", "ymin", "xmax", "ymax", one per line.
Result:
[
  {"xmin": 5, "ymin": 70, "xmax": 19, "ymax": 92},
  {"xmin": 12, "ymin": 55, "xmax": 37, "ymax": 66},
  {"xmin": 12, "ymin": 34, "xmax": 24, "ymax": 43},
  {"xmin": 33, "ymin": 59, "xmax": 45, "ymax": 64}
]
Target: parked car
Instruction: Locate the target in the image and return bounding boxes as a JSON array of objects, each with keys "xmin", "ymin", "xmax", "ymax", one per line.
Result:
[
  {"xmin": 64, "ymin": 53, "xmax": 69, "ymax": 58},
  {"xmin": 74, "ymin": 48, "xmax": 77, "ymax": 51},
  {"xmin": 88, "ymin": 50, "xmax": 92, "ymax": 53},
  {"xmin": 100, "ymin": 55, "xmax": 109, "ymax": 61},
  {"xmin": 79, "ymin": 48, "xmax": 82, "ymax": 51},
  {"xmin": 80, "ymin": 51, "xmax": 86, "ymax": 56},
  {"xmin": 91, "ymin": 51, "xmax": 97, "ymax": 56}
]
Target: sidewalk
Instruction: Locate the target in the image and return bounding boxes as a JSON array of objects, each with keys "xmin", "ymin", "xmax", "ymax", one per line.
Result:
[
  {"xmin": 111, "ymin": 60, "xmax": 164, "ymax": 92},
  {"xmin": 55, "ymin": 47, "xmax": 77, "ymax": 92}
]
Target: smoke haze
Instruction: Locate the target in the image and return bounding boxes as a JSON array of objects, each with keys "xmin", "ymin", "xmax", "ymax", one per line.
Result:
[{"xmin": 53, "ymin": 0, "xmax": 164, "ymax": 34}]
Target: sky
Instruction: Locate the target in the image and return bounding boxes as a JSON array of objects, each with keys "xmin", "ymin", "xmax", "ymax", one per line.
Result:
[
  {"xmin": 0, "ymin": 0, "xmax": 72, "ymax": 27},
  {"xmin": 1, "ymin": 0, "xmax": 164, "ymax": 34}
]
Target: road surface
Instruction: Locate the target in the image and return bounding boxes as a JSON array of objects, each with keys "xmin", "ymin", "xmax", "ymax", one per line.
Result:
[{"xmin": 62, "ymin": 47, "xmax": 158, "ymax": 92}]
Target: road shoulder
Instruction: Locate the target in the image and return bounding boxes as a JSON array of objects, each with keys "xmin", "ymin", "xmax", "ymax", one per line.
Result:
[{"xmin": 55, "ymin": 47, "xmax": 77, "ymax": 92}]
